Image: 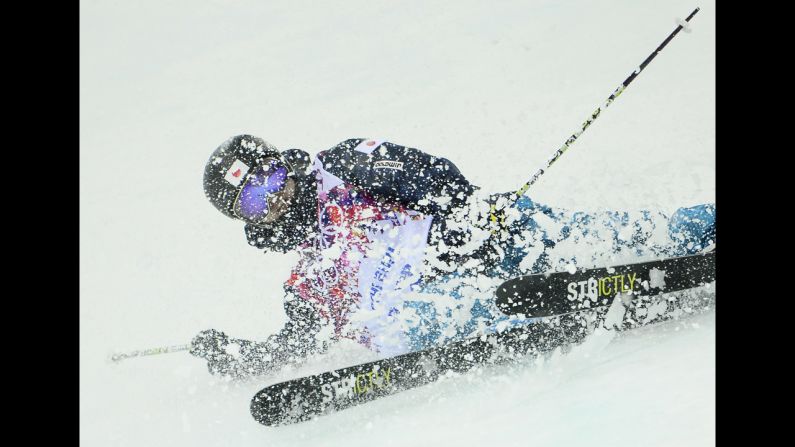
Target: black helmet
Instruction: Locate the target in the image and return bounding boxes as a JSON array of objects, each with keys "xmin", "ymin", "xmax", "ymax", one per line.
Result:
[{"xmin": 203, "ymin": 135, "xmax": 292, "ymax": 220}]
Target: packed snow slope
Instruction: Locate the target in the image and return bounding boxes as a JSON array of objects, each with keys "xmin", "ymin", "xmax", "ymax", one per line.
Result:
[{"xmin": 80, "ymin": 0, "xmax": 715, "ymax": 445}]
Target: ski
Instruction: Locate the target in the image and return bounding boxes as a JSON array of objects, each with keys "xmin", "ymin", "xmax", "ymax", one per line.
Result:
[
  {"xmin": 495, "ymin": 250, "xmax": 715, "ymax": 318},
  {"xmin": 250, "ymin": 320, "xmax": 575, "ymax": 426},
  {"xmin": 250, "ymin": 271, "xmax": 715, "ymax": 426}
]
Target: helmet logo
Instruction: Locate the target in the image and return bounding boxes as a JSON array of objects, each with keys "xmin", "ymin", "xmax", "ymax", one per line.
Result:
[{"xmin": 224, "ymin": 159, "xmax": 250, "ymax": 186}]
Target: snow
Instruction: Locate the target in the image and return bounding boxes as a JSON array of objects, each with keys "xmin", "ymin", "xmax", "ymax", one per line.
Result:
[{"xmin": 80, "ymin": 0, "xmax": 714, "ymax": 445}]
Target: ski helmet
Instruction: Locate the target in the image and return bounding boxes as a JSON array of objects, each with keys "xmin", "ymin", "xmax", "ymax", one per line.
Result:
[{"xmin": 203, "ymin": 135, "xmax": 293, "ymax": 221}]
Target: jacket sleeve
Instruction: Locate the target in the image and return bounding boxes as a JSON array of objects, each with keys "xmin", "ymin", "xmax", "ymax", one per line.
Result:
[
  {"xmin": 207, "ymin": 293, "xmax": 328, "ymax": 379},
  {"xmin": 253, "ymin": 293, "xmax": 327, "ymax": 367},
  {"xmin": 317, "ymin": 139, "xmax": 477, "ymax": 217}
]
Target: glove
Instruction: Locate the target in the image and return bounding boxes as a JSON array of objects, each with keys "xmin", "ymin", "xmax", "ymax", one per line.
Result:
[
  {"xmin": 189, "ymin": 329, "xmax": 229, "ymax": 359},
  {"xmin": 483, "ymin": 195, "xmax": 512, "ymax": 240},
  {"xmin": 189, "ymin": 329, "xmax": 233, "ymax": 376},
  {"xmin": 189, "ymin": 329, "xmax": 261, "ymax": 379}
]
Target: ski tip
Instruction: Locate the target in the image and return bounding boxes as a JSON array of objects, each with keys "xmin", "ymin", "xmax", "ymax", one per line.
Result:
[
  {"xmin": 250, "ymin": 390, "xmax": 282, "ymax": 426},
  {"xmin": 250, "ymin": 385, "xmax": 320, "ymax": 426},
  {"xmin": 251, "ymin": 385, "xmax": 304, "ymax": 427}
]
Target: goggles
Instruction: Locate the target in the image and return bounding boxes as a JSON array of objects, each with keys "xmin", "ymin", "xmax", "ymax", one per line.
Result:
[{"xmin": 232, "ymin": 159, "xmax": 290, "ymax": 223}]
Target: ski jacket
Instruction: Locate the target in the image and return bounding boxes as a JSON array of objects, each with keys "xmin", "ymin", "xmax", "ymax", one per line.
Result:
[{"xmin": 248, "ymin": 138, "xmax": 482, "ymax": 358}]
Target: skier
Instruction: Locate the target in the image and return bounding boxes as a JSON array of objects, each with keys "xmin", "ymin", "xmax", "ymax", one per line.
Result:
[{"xmin": 191, "ymin": 135, "xmax": 715, "ymax": 379}]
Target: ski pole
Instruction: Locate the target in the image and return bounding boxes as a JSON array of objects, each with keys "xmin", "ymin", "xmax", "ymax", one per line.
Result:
[
  {"xmin": 490, "ymin": 7, "xmax": 701, "ymax": 228},
  {"xmin": 108, "ymin": 343, "xmax": 190, "ymax": 364}
]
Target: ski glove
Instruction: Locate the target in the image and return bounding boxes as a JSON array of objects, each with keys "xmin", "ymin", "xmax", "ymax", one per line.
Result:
[{"xmin": 189, "ymin": 329, "xmax": 277, "ymax": 379}]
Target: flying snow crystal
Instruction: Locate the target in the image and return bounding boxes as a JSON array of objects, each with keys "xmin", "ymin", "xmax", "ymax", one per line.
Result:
[
  {"xmin": 602, "ymin": 293, "xmax": 630, "ymax": 329},
  {"xmin": 223, "ymin": 342, "xmax": 241, "ymax": 357},
  {"xmin": 649, "ymin": 268, "xmax": 667, "ymax": 290}
]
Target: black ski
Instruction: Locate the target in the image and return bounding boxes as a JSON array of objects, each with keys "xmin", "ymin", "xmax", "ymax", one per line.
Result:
[
  {"xmin": 250, "ymin": 320, "xmax": 575, "ymax": 426},
  {"xmin": 250, "ymin": 267, "xmax": 715, "ymax": 426},
  {"xmin": 496, "ymin": 250, "xmax": 715, "ymax": 318}
]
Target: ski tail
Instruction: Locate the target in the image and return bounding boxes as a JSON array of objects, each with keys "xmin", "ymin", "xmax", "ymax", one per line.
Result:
[{"xmin": 496, "ymin": 251, "xmax": 715, "ymax": 318}]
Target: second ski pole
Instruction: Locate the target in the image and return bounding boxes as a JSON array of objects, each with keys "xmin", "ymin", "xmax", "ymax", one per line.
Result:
[{"xmin": 490, "ymin": 7, "xmax": 701, "ymax": 229}]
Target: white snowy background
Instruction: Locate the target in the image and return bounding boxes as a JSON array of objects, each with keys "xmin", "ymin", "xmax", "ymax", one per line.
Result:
[{"xmin": 80, "ymin": 0, "xmax": 715, "ymax": 445}]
